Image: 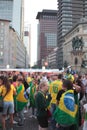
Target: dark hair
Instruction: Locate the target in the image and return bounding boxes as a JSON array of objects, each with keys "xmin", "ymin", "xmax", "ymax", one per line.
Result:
[
  {"xmin": 58, "ymin": 74, "xmax": 63, "ymax": 79},
  {"xmin": 63, "ymin": 79, "xmax": 73, "ymax": 90},
  {"xmin": 8, "ymin": 78, "xmax": 13, "ymax": 84},
  {"xmin": 17, "ymin": 78, "xmax": 23, "ymax": 82},
  {"xmin": 0, "ymin": 75, "xmax": 4, "ymax": 85},
  {"xmin": 76, "ymin": 77, "xmax": 84, "ymax": 100},
  {"xmin": 78, "ymin": 75, "xmax": 82, "ymax": 80},
  {"xmin": 3, "ymin": 76, "xmax": 11, "ymax": 93},
  {"xmin": 13, "ymin": 75, "xmax": 18, "ymax": 82},
  {"xmin": 16, "ymin": 74, "xmax": 23, "ymax": 81}
]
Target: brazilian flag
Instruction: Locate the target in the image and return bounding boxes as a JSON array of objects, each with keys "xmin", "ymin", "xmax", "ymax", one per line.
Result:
[
  {"xmin": 29, "ymin": 84, "xmax": 36, "ymax": 107},
  {"xmin": 54, "ymin": 90, "xmax": 78, "ymax": 125},
  {"xmin": 16, "ymin": 84, "xmax": 28, "ymax": 111}
]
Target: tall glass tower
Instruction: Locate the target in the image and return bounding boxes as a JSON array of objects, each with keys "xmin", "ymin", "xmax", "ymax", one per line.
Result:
[
  {"xmin": 57, "ymin": 0, "xmax": 87, "ymax": 68},
  {"xmin": 36, "ymin": 10, "xmax": 57, "ymax": 67},
  {"xmin": 0, "ymin": 0, "xmax": 13, "ymax": 21},
  {"xmin": 0, "ymin": 0, "xmax": 24, "ymax": 40}
]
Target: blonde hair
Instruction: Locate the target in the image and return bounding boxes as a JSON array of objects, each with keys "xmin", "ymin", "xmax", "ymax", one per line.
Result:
[{"xmin": 39, "ymin": 81, "xmax": 48, "ymax": 90}]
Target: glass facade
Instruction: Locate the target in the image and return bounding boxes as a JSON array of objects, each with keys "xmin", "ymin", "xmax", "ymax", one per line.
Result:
[
  {"xmin": 0, "ymin": 0, "xmax": 13, "ymax": 21},
  {"xmin": 36, "ymin": 10, "xmax": 57, "ymax": 63},
  {"xmin": 45, "ymin": 33, "xmax": 57, "ymax": 47},
  {"xmin": 0, "ymin": 0, "xmax": 24, "ymax": 37}
]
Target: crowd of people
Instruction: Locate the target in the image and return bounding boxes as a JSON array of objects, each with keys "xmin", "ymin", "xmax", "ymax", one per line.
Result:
[{"xmin": 0, "ymin": 69, "xmax": 87, "ymax": 130}]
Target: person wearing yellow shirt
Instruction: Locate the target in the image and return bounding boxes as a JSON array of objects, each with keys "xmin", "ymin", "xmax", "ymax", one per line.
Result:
[
  {"xmin": 0, "ymin": 76, "xmax": 16, "ymax": 130},
  {"xmin": 49, "ymin": 74, "xmax": 63, "ymax": 130}
]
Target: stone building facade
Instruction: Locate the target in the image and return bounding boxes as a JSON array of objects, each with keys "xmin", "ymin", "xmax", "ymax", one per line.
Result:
[{"xmin": 63, "ymin": 19, "xmax": 87, "ymax": 71}]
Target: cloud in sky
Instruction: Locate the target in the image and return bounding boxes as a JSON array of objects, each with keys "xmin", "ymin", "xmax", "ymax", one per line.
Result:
[{"xmin": 24, "ymin": 0, "xmax": 57, "ymax": 66}]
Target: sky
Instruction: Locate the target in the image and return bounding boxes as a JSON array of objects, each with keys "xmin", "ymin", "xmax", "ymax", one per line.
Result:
[{"xmin": 24, "ymin": 0, "xmax": 57, "ymax": 66}]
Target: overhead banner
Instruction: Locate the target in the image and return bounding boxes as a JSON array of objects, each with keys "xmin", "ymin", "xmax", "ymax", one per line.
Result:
[{"xmin": 0, "ymin": 68, "xmax": 64, "ymax": 73}]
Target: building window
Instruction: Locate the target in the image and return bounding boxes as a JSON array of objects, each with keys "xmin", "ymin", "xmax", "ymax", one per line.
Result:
[
  {"xmin": 0, "ymin": 44, "xmax": 3, "ymax": 49},
  {"xmin": 45, "ymin": 33, "xmax": 57, "ymax": 47},
  {"xmin": 0, "ymin": 59, "xmax": 3, "ymax": 64},
  {"xmin": 0, "ymin": 51, "xmax": 3, "ymax": 56},
  {"xmin": 84, "ymin": 41, "xmax": 87, "ymax": 47},
  {"xmin": 0, "ymin": 29, "xmax": 4, "ymax": 34},
  {"xmin": 62, "ymin": 0, "xmax": 71, "ymax": 1},
  {"xmin": 62, "ymin": 14, "xmax": 72, "ymax": 17},
  {"xmin": 0, "ymin": 37, "xmax": 4, "ymax": 41},
  {"xmin": 62, "ymin": 3, "xmax": 72, "ymax": 6},
  {"xmin": 0, "ymin": 0, "xmax": 13, "ymax": 21},
  {"xmin": 84, "ymin": 55, "xmax": 86, "ymax": 59},
  {"xmin": 62, "ymin": 21, "xmax": 72, "ymax": 25},
  {"xmin": 62, "ymin": 10, "xmax": 72, "ymax": 14},
  {"xmin": 1, "ymin": 22, "xmax": 4, "ymax": 26},
  {"xmin": 83, "ymin": 26, "xmax": 87, "ymax": 33}
]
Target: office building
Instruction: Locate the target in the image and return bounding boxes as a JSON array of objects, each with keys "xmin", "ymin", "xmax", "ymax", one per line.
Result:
[
  {"xmin": 36, "ymin": 9, "xmax": 57, "ymax": 68},
  {"xmin": 47, "ymin": 47, "xmax": 58, "ymax": 69},
  {"xmin": 0, "ymin": 19, "xmax": 28, "ymax": 68},
  {"xmin": 63, "ymin": 19, "xmax": 87, "ymax": 71},
  {"xmin": 0, "ymin": 0, "xmax": 24, "ymax": 39},
  {"xmin": 24, "ymin": 24, "xmax": 31, "ymax": 67},
  {"xmin": 57, "ymin": 0, "xmax": 87, "ymax": 68}
]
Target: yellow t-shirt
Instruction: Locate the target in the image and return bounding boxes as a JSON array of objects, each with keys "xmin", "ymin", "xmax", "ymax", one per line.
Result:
[
  {"xmin": 49, "ymin": 80, "xmax": 63, "ymax": 104},
  {"xmin": 0, "ymin": 84, "xmax": 16, "ymax": 102}
]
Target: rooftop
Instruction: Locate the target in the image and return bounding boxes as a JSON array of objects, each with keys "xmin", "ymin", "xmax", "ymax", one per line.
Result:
[{"xmin": 36, "ymin": 9, "xmax": 57, "ymax": 19}]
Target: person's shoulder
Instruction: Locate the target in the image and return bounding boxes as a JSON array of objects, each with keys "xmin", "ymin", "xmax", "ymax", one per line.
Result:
[
  {"xmin": 58, "ymin": 89, "xmax": 65, "ymax": 95},
  {"xmin": 51, "ymin": 80, "xmax": 59, "ymax": 84},
  {"xmin": 37, "ymin": 91, "xmax": 44, "ymax": 97},
  {"xmin": 55, "ymin": 79, "xmax": 63, "ymax": 84},
  {"xmin": 49, "ymin": 81, "xmax": 54, "ymax": 86},
  {"xmin": 0, "ymin": 85, "xmax": 4, "ymax": 92},
  {"xmin": 36, "ymin": 91, "xmax": 43, "ymax": 99},
  {"xmin": 11, "ymin": 84, "xmax": 16, "ymax": 90},
  {"xmin": 11, "ymin": 84, "xmax": 15, "ymax": 88},
  {"xmin": 56, "ymin": 89, "xmax": 65, "ymax": 100},
  {"xmin": 0, "ymin": 85, "xmax": 4, "ymax": 89}
]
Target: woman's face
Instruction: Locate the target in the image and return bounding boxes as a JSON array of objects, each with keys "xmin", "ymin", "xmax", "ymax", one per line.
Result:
[
  {"xmin": 0, "ymin": 79, "xmax": 3, "ymax": 86},
  {"xmin": 44, "ymin": 83, "xmax": 48, "ymax": 93},
  {"xmin": 16, "ymin": 75, "xmax": 23, "ymax": 86}
]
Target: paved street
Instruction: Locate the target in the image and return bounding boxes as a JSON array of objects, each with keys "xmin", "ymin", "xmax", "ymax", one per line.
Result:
[
  {"xmin": 0, "ymin": 107, "xmax": 52, "ymax": 130},
  {"xmin": 0, "ymin": 108, "xmax": 38, "ymax": 130},
  {"xmin": 0, "ymin": 108, "xmax": 51, "ymax": 130},
  {"xmin": 13, "ymin": 116, "xmax": 38, "ymax": 130},
  {"xmin": 0, "ymin": 108, "xmax": 83, "ymax": 130}
]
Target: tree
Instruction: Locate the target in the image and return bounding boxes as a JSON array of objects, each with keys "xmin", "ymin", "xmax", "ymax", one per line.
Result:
[{"xmin": 31, "ymin": 65, "xmax": 38, "ymax": 69}]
